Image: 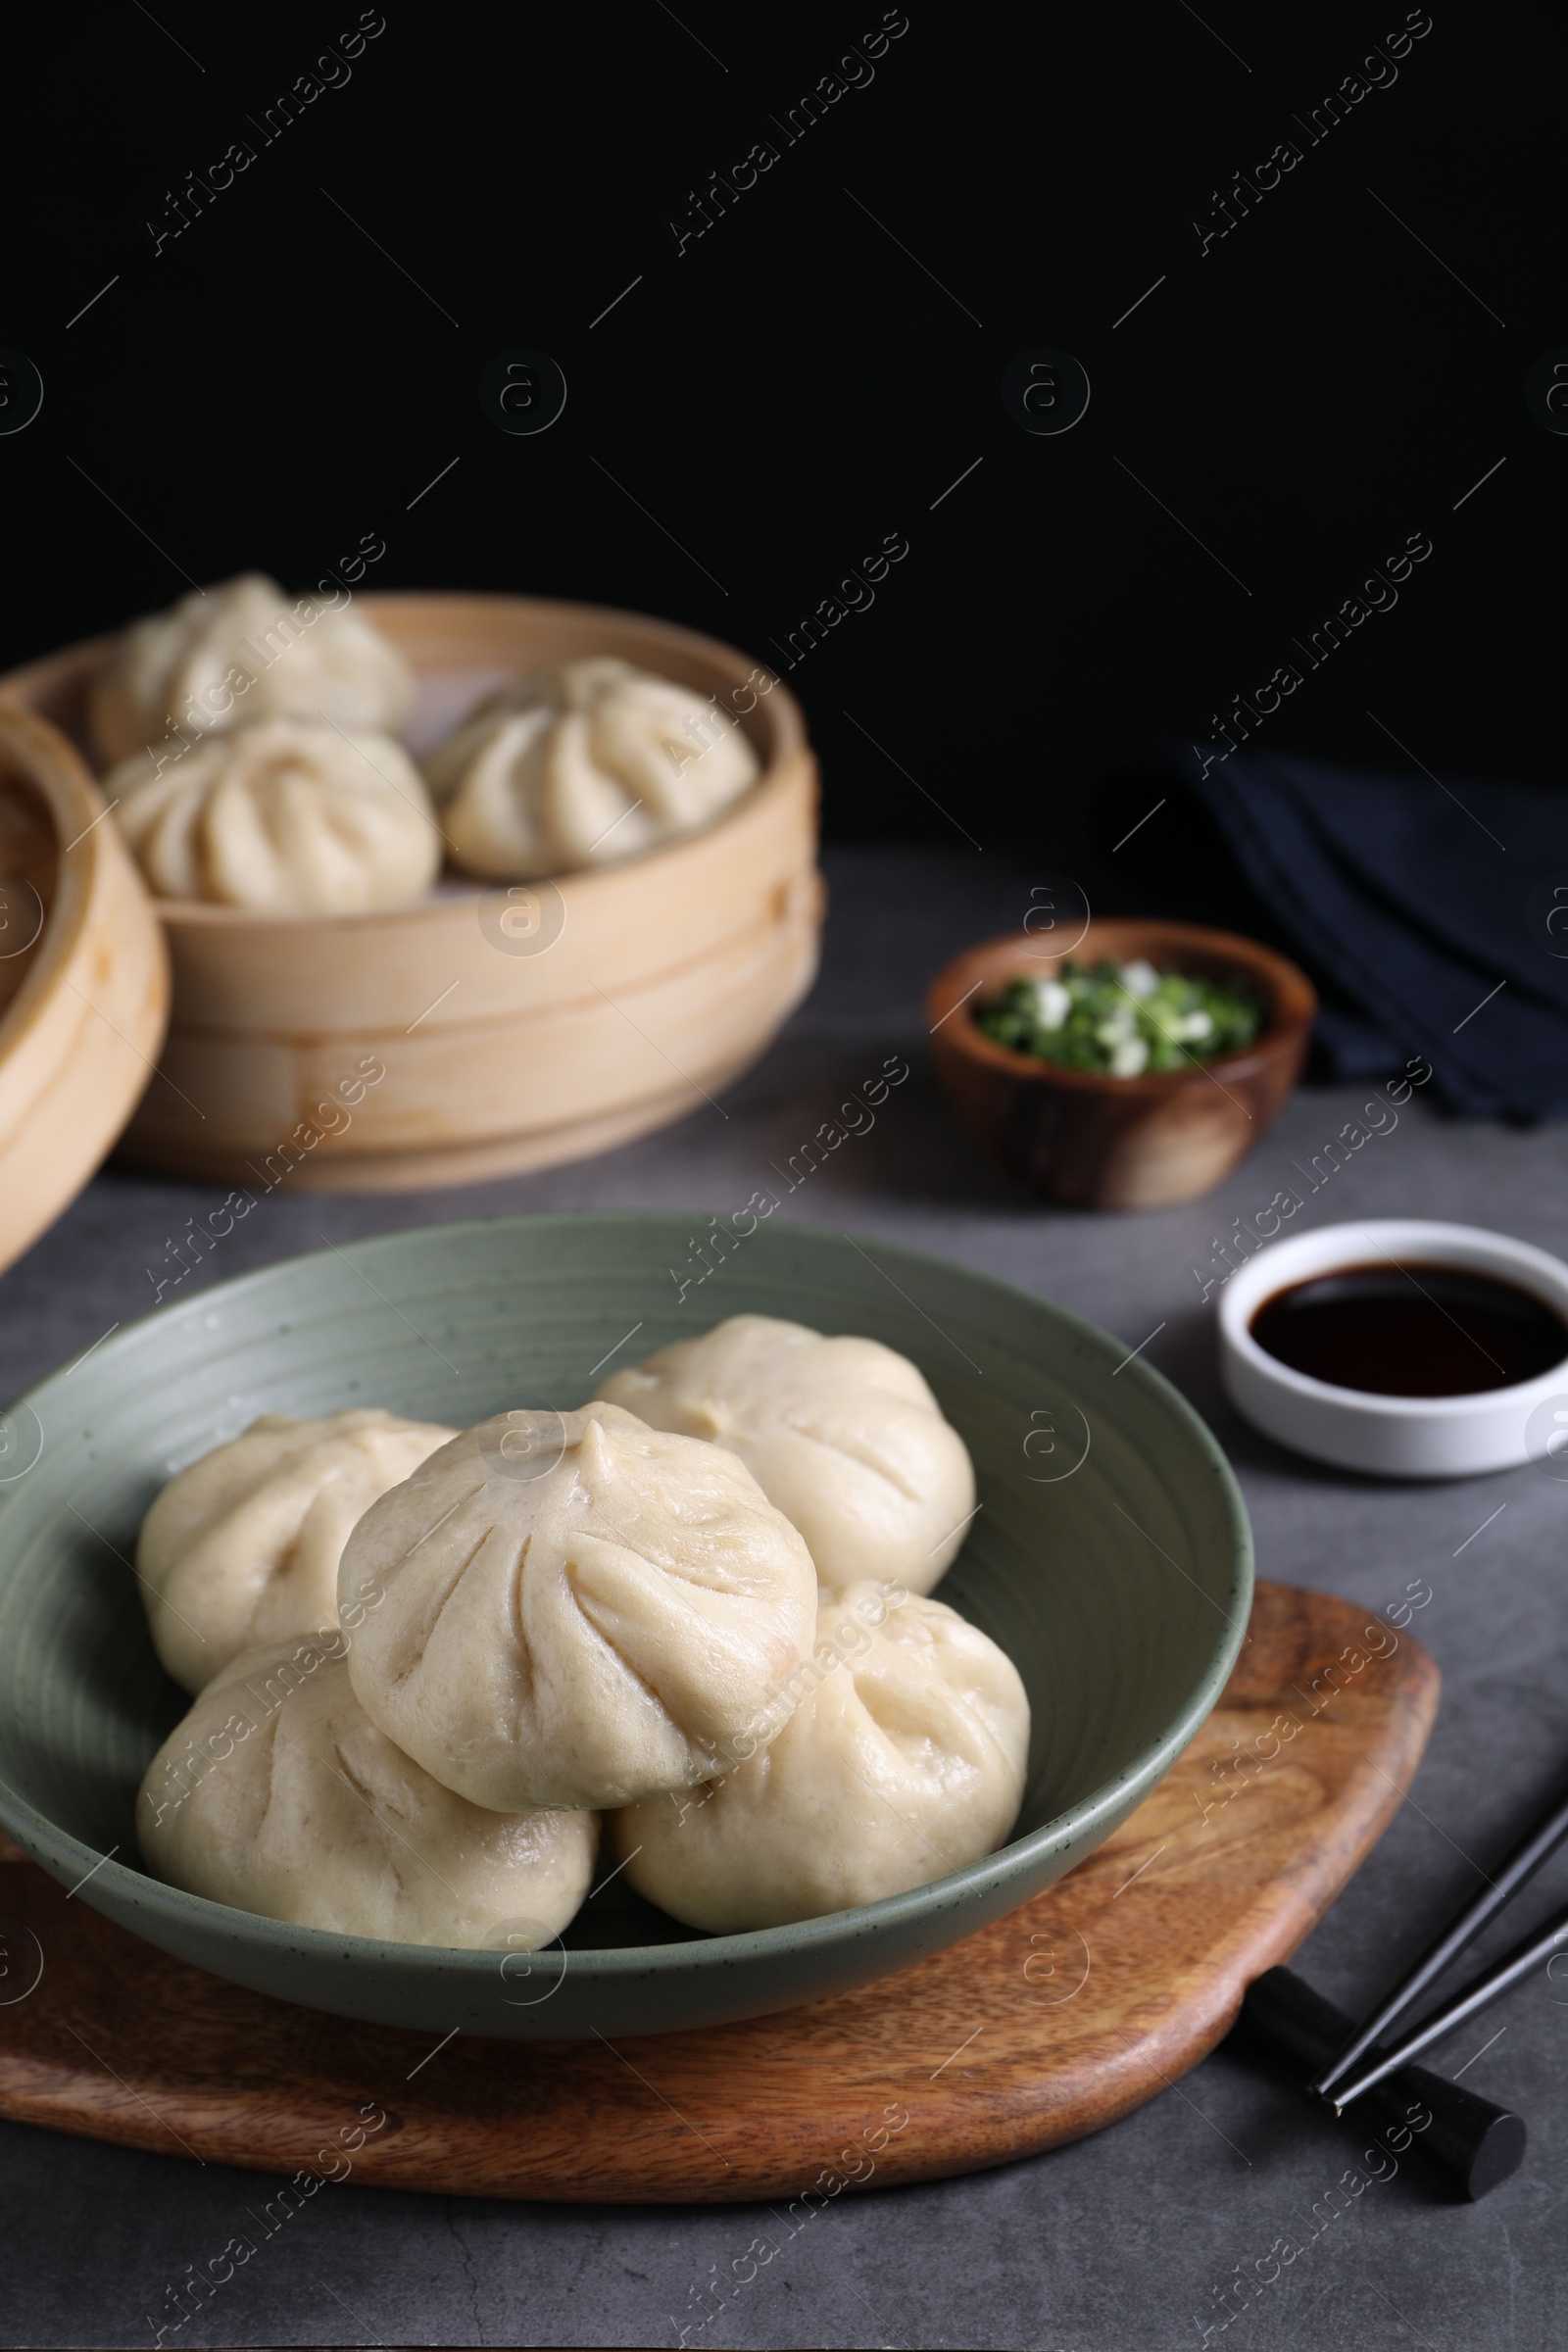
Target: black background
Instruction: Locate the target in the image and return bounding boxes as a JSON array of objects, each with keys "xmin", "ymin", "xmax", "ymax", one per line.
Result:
[{"xmin": 2, "ymin": 0, "xmax": 1559, "ymax": 850}]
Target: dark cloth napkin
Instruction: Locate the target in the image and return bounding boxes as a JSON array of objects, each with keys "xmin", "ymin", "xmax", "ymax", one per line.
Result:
[{"xmin": 1088, "ymin": 744, "xmax": 1568, "ymax": 1122}]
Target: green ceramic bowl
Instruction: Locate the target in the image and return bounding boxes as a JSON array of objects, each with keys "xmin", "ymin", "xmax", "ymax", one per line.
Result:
[{"xmin": 0, "ymin": 1214, "xmax": 1251, "ymax": 2039}]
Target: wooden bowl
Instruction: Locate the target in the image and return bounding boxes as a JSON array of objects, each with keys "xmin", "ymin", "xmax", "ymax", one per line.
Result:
[
  {"xmin": 0, "ymin": 707, "xmax": 168, "ymax": 1273},
  {"xmin": 927, "ymin": 919, "xmax": 1316, "ymax": 1211},
  {"xmin": 0, "ymin": 597, "xmax": 820, "ymax": 1193}
]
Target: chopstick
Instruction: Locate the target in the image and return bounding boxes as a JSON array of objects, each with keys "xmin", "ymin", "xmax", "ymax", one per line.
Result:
[
  {"xmin": 1324, "ymin": 1898, "xmax": 1568, "ymax": 2110},
  {"xmin": 1312, "ymin": 1772, "xmax": 1568, "ymax": 2101}
]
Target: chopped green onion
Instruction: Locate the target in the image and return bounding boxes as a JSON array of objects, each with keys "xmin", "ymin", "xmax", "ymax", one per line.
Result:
[{"xmin": 972, "ymin": 956, "xmax": 1264, "ymax": 1077}]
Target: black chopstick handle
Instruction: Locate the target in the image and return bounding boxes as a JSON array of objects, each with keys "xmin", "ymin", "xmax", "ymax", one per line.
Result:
[
  {"xmin": 1313, "ymin": 1777, "xmax": 1568, "ymax": 2099},
  {"xmin": 1328, "ymin": 1907, "xmax": 1568, "ymax": 2109},
  {"xmin": 1228, "ymin": 1967, "xmax": 1526, "ymax": 2202}
]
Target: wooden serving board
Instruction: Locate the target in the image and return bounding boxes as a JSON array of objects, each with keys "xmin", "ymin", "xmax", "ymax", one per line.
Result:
[{"xmin": 0, "ymin": 1582, "xmax": 1436, "ymax": 2203}]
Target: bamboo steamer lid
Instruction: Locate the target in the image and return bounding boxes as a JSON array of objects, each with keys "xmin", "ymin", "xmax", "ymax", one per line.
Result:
[{"xmin": 0, "ymin": 704, "xmax": 169, "ymax": 1275}]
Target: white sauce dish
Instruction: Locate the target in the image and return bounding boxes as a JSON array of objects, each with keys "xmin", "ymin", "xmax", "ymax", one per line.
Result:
[{"xmin": 1217, "ymin": 1219, "xmax": 1568, "ymax": 1478}]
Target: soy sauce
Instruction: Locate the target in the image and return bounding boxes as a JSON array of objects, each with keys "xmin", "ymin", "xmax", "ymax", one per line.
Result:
[{"xmin": 1250, "ymin": 1262, "xmax": 1568, "ymax": 1397}]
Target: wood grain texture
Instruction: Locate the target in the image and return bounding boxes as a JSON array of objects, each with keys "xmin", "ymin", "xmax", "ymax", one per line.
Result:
[
  {"xmin": 0, "ymin": 1583, "xmax": 1436, "ymax": 2202},
  {"xmin": 0, "ymin": 596, "xmax": 820, "ymax": 1193}
]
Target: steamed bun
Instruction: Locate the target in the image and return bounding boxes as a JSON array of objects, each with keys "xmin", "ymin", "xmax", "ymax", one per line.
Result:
[
  {"xmin": 110, "ymin": 718, "xmax": 442, "ymax": 911},
  {"xmin": 422, "ymin": 657, "xmax": 760, "ymax": 880},
  {"xmin": 138, "ymin": 1634, "xmax": 597, "ymax": 1947},
  {"xmin": 89, "ymin": 573, "xmax": 414, "ymax": 765},
  {"xmin": 137, "ymin": 1409, "xmax": 456, "ymax": 1692},
  {"xmin": 608, "ymin": 1583, "xmax": 1030, "ymax": 1931},
  {"xmin": 338, "ymin": 1400, "xmax": 818, "ymax": 1811},
  {"xmin": 597, "ymin": 1316, "xmax": 976, "ymax": 1594}
]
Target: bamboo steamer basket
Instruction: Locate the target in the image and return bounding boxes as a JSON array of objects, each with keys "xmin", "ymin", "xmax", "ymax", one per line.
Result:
[
  {"xmin": 0, "ymin": 706, "xmax": 169, "ymax": 1270},
  {"xmin": 0, "ymin": 596, "xmax": 821, "ymax": 1193}
]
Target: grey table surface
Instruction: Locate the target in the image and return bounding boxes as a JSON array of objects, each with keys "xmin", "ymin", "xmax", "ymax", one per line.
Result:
[{"xmin": 2, "ymin": 847, "xmax": 1566, "ymax": 2352}]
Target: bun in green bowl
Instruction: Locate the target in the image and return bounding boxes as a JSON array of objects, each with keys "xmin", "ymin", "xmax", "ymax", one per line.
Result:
[{"xmin": 0, "ymin": 1214, "xmax": 1251, "ymax": 2038}]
